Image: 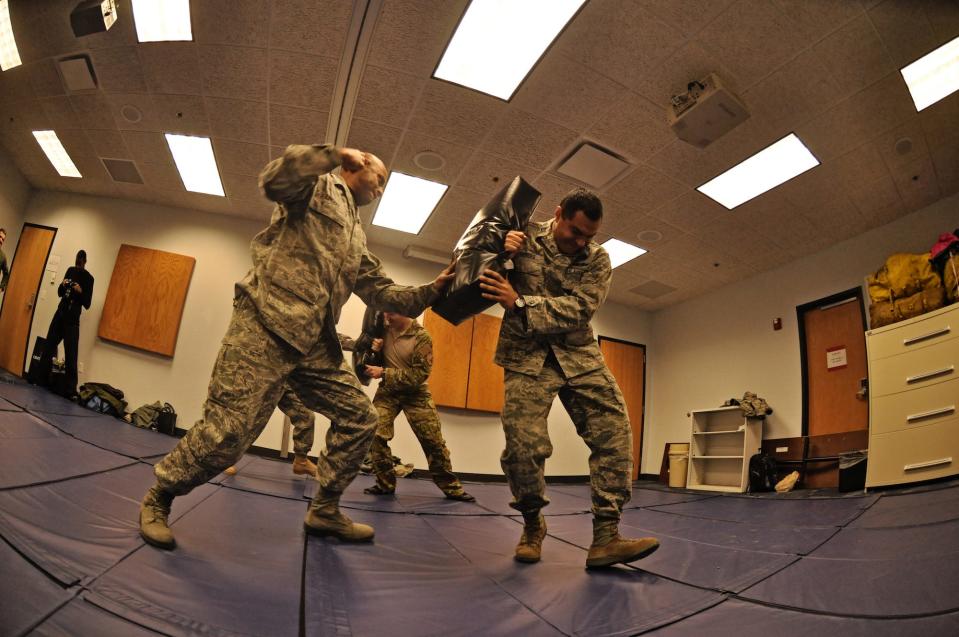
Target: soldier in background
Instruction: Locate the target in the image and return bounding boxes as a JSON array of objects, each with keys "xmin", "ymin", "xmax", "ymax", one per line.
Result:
[
  {"xmin": 138, "ymin": 144, "xmax": 453, "ymax": 550},
  {"xmin": 478, "ymin": 188, "xmax": 660, "ymax": 568},
  {"xmin": 0, "ymin": 228, "xmax": 10, "ymax": 293},
  {"xmin": 363, "ymin": 312, "xmax": 474, "ymax": 501}
]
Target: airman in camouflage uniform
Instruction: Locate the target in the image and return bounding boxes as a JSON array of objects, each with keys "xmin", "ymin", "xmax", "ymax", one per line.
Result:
[
  {"xmin": 479, "ymin": 188, "xmax": 660, "ymax": 568},
  {"xmin": 362, "ymin": 313, "xmax": 473, "ymax": 500},
  {"xmin": 139, "ymin": 144, "xmax": 451, "ymax": 550}
]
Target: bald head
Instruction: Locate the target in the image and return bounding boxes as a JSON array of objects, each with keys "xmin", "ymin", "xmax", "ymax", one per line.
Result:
[{"xmin": 341, "ymin": 151, "xmax": 387, "ymax": 206}]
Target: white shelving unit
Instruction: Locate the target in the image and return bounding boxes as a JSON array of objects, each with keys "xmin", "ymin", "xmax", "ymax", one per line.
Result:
[{"xmin": 686, "ymin": 406, "xmax": 762, "ymax": 493}]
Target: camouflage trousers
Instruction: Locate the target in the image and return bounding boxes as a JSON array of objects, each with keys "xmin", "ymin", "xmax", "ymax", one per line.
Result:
[
  {"xmin": 154, "ymin": 297, "xmax": 377, "ymax": 497},
  {"xmin": 501, "ymin": 354, "xmax": 633, "ymax": 520},
  {"xmin": 370, "ymin": 386, "xmax": 464, "ymax": 495},
  {"xmin": 278, "ymin": 390, "xmax": 315, "ymax": 456}
]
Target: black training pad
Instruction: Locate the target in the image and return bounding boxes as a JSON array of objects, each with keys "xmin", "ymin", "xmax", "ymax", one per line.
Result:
[
  {"xmin": 37, "ymin": 411, "xmax": 180, "ymax": 459},
  {"xmin": 30, "ymin": 598, "xmax": 168, "ymax": 636},
  {"xmin": 0, "ymin": 410, "xmax": 64, "ymax": 439},
  {"xmin": 0, "ymin": 463, "xmax": 217, "ymax": 586},
  {"xmin": 649, "ymin": 491, "xmax": 878, "ymax": 527},
  {"xmin": 423, "ymin": 514, "xmax": 724, "ymax": 635},
  {"xmin": 305, "ymin": 510, "xmax": 564, "ymax": 637},
  {"xmin": 646, "ymin": 598, "xmax": 959, "ymax": 636},
  {"xmin": 849, "ymin": 483, "xmax": 959, "ymax": 528},
  {"xmin": 0, "ymin": 436, "xmax": 134, "ymax": 489},
  {"xmin": 740, "ymin": 518, "xmax": 959, "ymax": 616},
  {"xmin": 0, "ymin": 382, "xmax": 97, "ymax": 417},
  {"xmin": 543, "ymin": 512, "xmax": 799, "ymax": 593},
  {"xmin": 86, "ymin": 487, "xmax": 304, "ymax": 637},
  {"xmin": 0, "ymin": 537, "xmax": 74, "ymax": 637},
  {"xmin": 219, "ymin": 454, "xmax": 309, "ymax": 500}
]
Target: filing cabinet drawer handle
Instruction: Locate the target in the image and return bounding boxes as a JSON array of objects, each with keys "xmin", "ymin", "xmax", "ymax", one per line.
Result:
[
  {"xmin": 903, "ymin": 326, "xmax": 951, "ymax": 346},
  {"xmin": 906, "ymin": 406, "xmax": 956, "ymax": 422},
  {"xmin": 906, "ymin": 366, "xmax": 955, "ymax": 384},
  {"xmin": 904, "ymin": 457, "xmax": 952, "ymax": 471}
]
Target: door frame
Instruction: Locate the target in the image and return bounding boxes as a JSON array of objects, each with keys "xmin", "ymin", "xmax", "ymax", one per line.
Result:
[
  {"xmin": 598, "ymin": 335, "xmax": 647, "ymax": 479},
  {"xmin": 0, "ymin": 222, "xmax": 58, "ymax": 375},
  {"xmin": 796, "ymin": 286, "xmax": 867, "ymax": 437}
]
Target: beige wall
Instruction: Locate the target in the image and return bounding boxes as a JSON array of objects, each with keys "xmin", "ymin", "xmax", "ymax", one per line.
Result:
[
  {"xmin": 0, "ymin": 146, "xmax": 30, "ymax": 269},
  {"xmin": 644, "ymin": 192, "xmax": 959, "ymax": 473},
  {"xmin": 19, "ymin": 188, "xmax": 652, "ymax": 476}
]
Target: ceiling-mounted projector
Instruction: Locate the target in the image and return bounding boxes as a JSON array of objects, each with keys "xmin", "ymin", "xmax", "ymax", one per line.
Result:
[
  {"xmin": 70, "ymin": 0, "xmax": 118, "ymax": 37},
  {"xmin": 667, "ymin": 73, "xmax": 749, "ymax": 149}
]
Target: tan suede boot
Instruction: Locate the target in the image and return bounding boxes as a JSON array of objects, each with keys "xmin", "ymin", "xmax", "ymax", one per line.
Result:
[
  {"xmin": 586, "ymin": 518, "xmax": 659, "ymax": 568},
  {"xmin": 304, "ymin": 489, "xmax": 374, "ymax": 542},
  {"xmin": 514, "ymin": 514, "xmax": 547, "ymax": 563},
  {"xmin": 139, "ymin": 486, "xmax": 176, "ymax": 550},
  {"xmin": 292, "ymin": 454, "xmax": 318, "ymax": 477}
]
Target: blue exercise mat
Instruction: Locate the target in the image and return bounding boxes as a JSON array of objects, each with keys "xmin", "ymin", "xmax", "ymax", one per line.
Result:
[
  {"xmin": 0, "ymin": 383, "xmax": 96, "ymax": 418},
  {"xmin": 30, "ymin": 598, "xmax": 167, "ymax": 636},
  {"xmin": 86, "ymin": 487, "xmax": 305, "ymax": 637},
  {"xmin": 219, "ymin": 455, "xmax": 309, "ymax": 500},
  {"xmin": 304, "ymin": 509, "xmax": 564, "ymax": 637},
  {"xmin": 648, "ymin": 492, "xmax": 879, "ymax": 527},
  {"xmin": 36, "ymin": 411, "xmax": 181, "ymax": 459},
  {"xmin": 551, "ymin": 483, "xmax": 714, "ymax": 509},
  {"xmin": 849, "ymin": 484, "xmax": 959, "ymax": 528},
  {"xmin": 0, "ymin": 410, "xmax": 64, "ymax": 439},
  {"xmin": 0, "ymin": 437, "xmax": 134, "ymax": 489},
  {"xmin": 0, "ymin": 463, "xmax": 218, "ymax": 587},
  {"xmin": 0, "ymin": 537, "xmax": 75, "ymax": 637},
  {"xmin": 0, "ymin": 396, "xmax": 21, "ymax": 411}
]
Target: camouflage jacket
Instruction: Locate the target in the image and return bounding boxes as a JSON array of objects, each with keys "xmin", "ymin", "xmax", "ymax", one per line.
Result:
[
  {"xmin": 494, "ymin": 219, "xmax": 611, "ymax": 378},
  {"xmin": 380, "ymin": 321, "xmax": 433, "ymax": 394},
  {"xmin": 242, "ymin": 144, "xmax": 438, "ymax": 354}
]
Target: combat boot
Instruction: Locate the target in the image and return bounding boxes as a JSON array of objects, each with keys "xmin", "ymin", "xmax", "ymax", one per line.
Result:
[
  {"xmin": 139, "ymin": 486, "xmax": 176, "ymax": 550},
  {"xmin": 585, "ymin": 518, "xmax": 659, "ymax": 568},
  {"xmin": 292, "ymin": 454, "xmax": 318, "ymax": 477},
  {"xmin": 304, "ymin": 489, "xmax": 374, "ymax": 542},
  {"xmin": 514, "ymin": 514, "xmax": 546, "ymax": 563}
]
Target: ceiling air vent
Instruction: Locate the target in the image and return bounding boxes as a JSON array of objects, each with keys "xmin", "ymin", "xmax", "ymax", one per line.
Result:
[
  {"xmin": 630, "ymin": 280, "xmax": 677, "ymax": 299},
  {"xmin": 556, "ymin": 142, "xmax": 630, "ymax": 189},
  {"xmin": 57, "ymin": 54, "xmax": 98, "ymax": 91},
  {"xmin": 101, "ymin": 158, "xmax": 143, "ymax": 184}
]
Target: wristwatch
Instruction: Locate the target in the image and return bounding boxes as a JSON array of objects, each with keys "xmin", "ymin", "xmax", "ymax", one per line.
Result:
[{"xmin": 513, "ymin": 295, "xmax": 526, "ymax": 310}]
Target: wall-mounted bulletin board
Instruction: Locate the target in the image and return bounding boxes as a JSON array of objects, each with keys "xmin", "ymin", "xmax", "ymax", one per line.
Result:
[{"xmin": 98, "ymin": 244, "xmax": 195, "ymax": 357}]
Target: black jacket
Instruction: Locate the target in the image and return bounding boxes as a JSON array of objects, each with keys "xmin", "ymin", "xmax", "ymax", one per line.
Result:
[{"xmin": 57, "ymin": 266, "xmax": 94, "ymax": 324}]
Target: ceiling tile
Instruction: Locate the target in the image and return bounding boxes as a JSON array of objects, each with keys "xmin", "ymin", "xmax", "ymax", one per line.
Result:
[
  {"xmin": 512, "ymin": 54, "xmax": 626, "ymax": 132},
  {"xmin": 213, "ymin": 140, "xmax": 270, "ymax": 177},
  {"xmin": 922, "ymin": 0, "xmax": 959, "ymax": 45},
  {"xmin": 698, "ymin": 0, "xmax": 807, "ymax": 89},
  {"xmin": 39, "ymin": 96, "xmax": 81, "ymax": 130},
  {"xmin": 422, "ymin": 186, "xmax": 490, "ymax": 248},
  {"xmin": 648, "ymin": 190, "xmax": 727, "ymax": 235},
  {"xmin": 200, "ymin": 45, "xmax": 269, "ymax": 101},
  {"xmin": 868, "ymin": 0, "xmax": 937, "ymax": 68},
  {"xmin": 930, "ymin": 143, "xmax": 959, "ymax": 197},
  {"xmin": 407, "ymin": 81, "xmax": 505, "ymax": 147},
  {"xmin": 830, "ymin": 139, "xmax": 890, "ymax": 188},
  {"xmin": 366, "ymin": 0, "xmax": 468, "ymax": 76},
  {"xmin": 481, "ymin": 109, "xmax": 577, "ymax": 170},
  {"xmin": 391, "ymin": 131, "xmax": 472, "ymax": 186},
  {"xmin": 769, "ymin": 0, "xmax": 863, "ymax": 41},
  {"xmin": 222, "ymin": 172, "xmax": 262, "ymax": 201},
  {"xmin": 622, "ymin": 214, "xmax": 685, "ymax": 253},
  {"xmin": 87, "ymin": 130, "xmax": 130, "ymax": 159},
  {"xmin": 455, "ymin": 152, "xmax": 537, "ymax": 197},
  {"xmin": 270, "ymin": 0, "xmax": 354, "ymax": 57},
  {"xmin": 269, "ymin": 52, "xmax": 340, "ymax": 110},
  {"xmin": 531, "ymin": 173, "xmax": 583, "ymax": 213},
  {"xmin": 344, "ymin": 119, "xmax": 404, "ymax": 166},
  {"xmin": 606, "ymin": 165, "xmax": 689, "ymax": 214},
  {"xmin": 104, "ymin": 93, "xmax": 158, "ymax": 132},
  {"xmin": 812, "ymin": 14, "xmax": 895, "ymax": 101},
  {"xmin": 0, "ymin": 66, "xmax": 37, "ymax": 104},
  {"xmin": 918, "ymin": 92, "xmax": 959, "ymax": 150},
  {"xmin": 151, "ymin": 94, "xmax": 211, "ymax": 136},
  {"xmin": 352, "ymin": 65, "xmax": 424, "ymax": 129},
  {"xmin": 846, "ymin": 173, "xmax": 906, "ymax": 226},
  {"xmin": 206, "ymin": 97, "xmax": 268, "ymax": 144},
  {"xmin": 121, "ymin": 131, "xmax": 171, "ymax": 164},
  {"xmin": 2, "ymin": 99, "xmax": 51, "ymax": 132},
  {"xmin": 891, "ymin": 155, "xmax": 940, "ymax": 212},
  {"xmin": 269, "ymin": 104, "xmax": 328, "ymax": 148},
  {"xmin": 876, "ymin": 117, "xmax": 930, "ymax": 173},
  {"xmin": 193, "ymin": 0, "xmax": 270, "ymax": 47},
  {"xmin": 139, "ymin": 43, "xmax": 203, "ymax": 95},
  {"xmin": 90, "ymin": 46, "xmax": 148, "ymax": 94},
  {"xmin": 631, "ymin": 39, "xmax": 745, "ymax": 109},
  {"xmin": 640, "ymin": 0, "xmax": 738, "ymax": 37},
  {"xmin": 588, "ymin": 92, "xmax": 675, "ymax": 165},
  {"xmin": 27, "ymin": 59, "xmax": 65, "ymax": 98},
  {"xmin": 138, "ymin": 161, "xmax": 184, "ymax": 191}
]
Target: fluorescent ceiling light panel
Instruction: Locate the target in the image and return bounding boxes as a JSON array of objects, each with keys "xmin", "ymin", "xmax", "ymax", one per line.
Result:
[
  {"xmin": 32, "ymin": 131, "xmax": 82, "ymax": 178},
  {"xmin": 434, "ymin": 0, "xmax": 586, "ymax": 100},
  {"xmin": 697, "ymin": 133, "xmax": 819, "ymax": 209},
  {"xmin": 165, "ymin": 134, "xmax": 224, "ymax": 196},
  {"xmin": 901, "ymin": 35, "xmax": 959, "ymax": 111},
  {"xmin": 602, "ymin": 238, "xmax": 646, "ymax": 269},
  {"xmin": 372, "ymin": 172, "xmax": 447, "ymax": 235},
  {"xmin": 0, "ymin": 0, "xmax": 22, "ymax": 70},
  {"xmin": 132, "ymin": 0, "xmax": 192, "ymax": 42}
]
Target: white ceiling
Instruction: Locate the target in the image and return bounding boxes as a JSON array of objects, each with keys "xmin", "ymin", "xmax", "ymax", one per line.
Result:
[{"xmin": 0, "ymin": 0, "xmax": 957, "ymax": 310}]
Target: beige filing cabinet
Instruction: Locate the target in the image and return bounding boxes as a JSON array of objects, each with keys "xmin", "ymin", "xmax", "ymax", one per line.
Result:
[
  {"xmin": 865, "ymin": 302, "xmax": 959, "ymax": 488},
  {"xmin": 686, "ymin": 406, "xmax": 762, "ymax": 493}
]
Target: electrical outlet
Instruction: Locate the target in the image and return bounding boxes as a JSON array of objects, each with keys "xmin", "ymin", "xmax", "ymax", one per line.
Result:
[{"xmin": 78, "ymin": 362, "xmax": 84, "ymax": 374}]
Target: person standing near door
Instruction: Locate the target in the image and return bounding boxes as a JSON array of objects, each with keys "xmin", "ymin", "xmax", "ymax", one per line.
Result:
[
  {"xmin": 39, "ymin": 250, "xmax": 93, "ymax": 397},
  {"xmin": 0, "ymin": 228, "xmax": 10, "ymax": 293}
]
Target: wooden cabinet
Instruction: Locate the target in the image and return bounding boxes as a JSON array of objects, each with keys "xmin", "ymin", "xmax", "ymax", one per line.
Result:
[
  {"xmin": 423, "ymin": 309, "xmax": 505, "ymax": 413},
  {"xmin": 686, "ymin": 406, "xmax": 762, "ymax": 493},
  {"xmin": 865, "ymin": 303, "xmax": 959, "ymax": 488}
]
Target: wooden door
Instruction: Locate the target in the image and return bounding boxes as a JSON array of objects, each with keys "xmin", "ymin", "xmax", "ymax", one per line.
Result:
[
  {"xmin": 465, "ymin": 313, "xmax": 504, "ymax": 413},
  {"xmin": 799, "ymin": 289, "xmax": 869, "ymax": 487},
  {"xmin": 0, "ymin": 224, "xmax": 57, "ymax": 376},
  {"xmin": 599, "ymin": 337, "xmax": 646, "ymax": 480},
  {"xmin": 423, "ymin": 309, "xmax": 472, "ymax": 408}
]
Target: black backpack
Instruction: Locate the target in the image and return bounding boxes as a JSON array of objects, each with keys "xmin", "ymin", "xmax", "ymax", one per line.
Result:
[{"xmin": 748, "ymin": 453, "xmax": 778, "ymax": 492}]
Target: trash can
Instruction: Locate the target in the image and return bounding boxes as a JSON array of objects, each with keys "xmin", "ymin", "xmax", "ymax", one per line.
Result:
[
  {"xmin": 838, "ymin": 449, "xmax": 868, "ymax": 492},
  {"xmin": 668, "ymin": 443, "xmax": 690, "ymax": 488}
]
